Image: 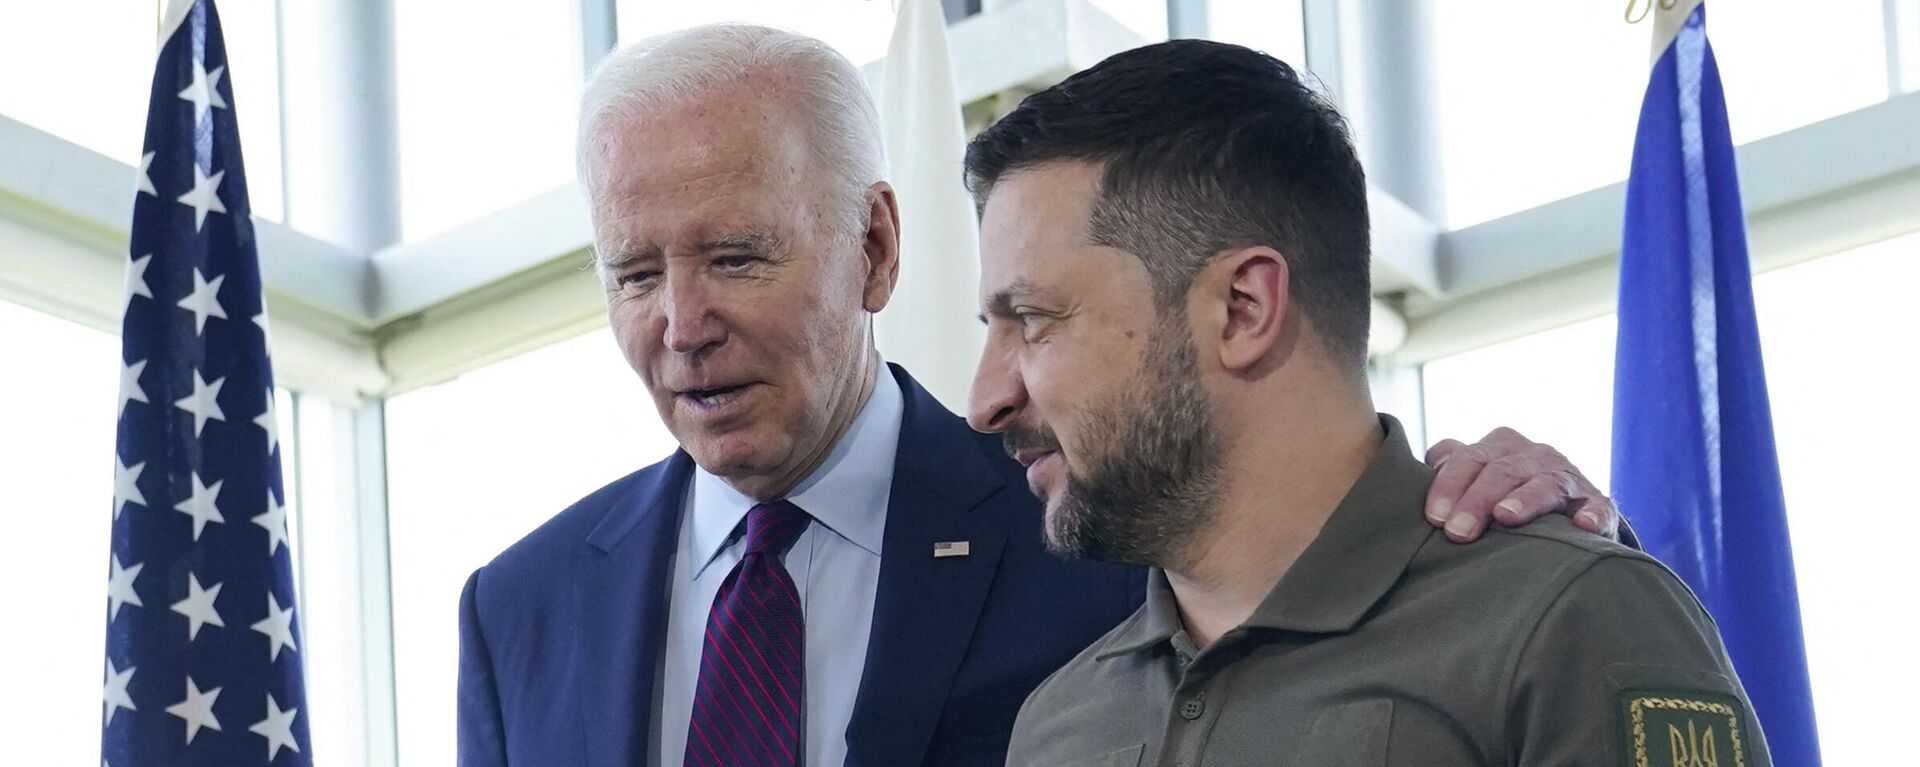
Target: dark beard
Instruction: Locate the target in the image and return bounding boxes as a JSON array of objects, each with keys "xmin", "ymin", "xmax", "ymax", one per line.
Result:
[{"xmin": 1042, "ymin": 323, "xmax": 1223, "ymax": 567}]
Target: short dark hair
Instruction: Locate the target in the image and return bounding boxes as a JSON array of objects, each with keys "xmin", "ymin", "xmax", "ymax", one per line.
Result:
[{"xmin": 964, "ymin": 40, "xmax": 1372, "ymax": 368}]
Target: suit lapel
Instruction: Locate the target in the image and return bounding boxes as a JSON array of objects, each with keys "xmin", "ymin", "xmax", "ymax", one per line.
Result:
[
  {"xmin": 574, "ymin": 451, "xmax": 695, "ymax": 767},
  {"xmin": 845, "ymin": 366, "xmax": 1011, "ymax": 766}
]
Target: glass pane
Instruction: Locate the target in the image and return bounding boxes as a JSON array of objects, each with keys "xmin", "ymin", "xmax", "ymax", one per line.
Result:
[
  {"xmin": 1432, "ymin": 1, "xmax": 1888, "ymax": 228},
  {"xmin": 0, "ymin": 0, "xmax": 156, "ymax": 165},
  {"xmin": 0, "ymin": 1, "xmax": 284, "ymax": 221},
  {"xmin": 1422, "ymin": 313, "xmax": 1620, "ymax": 491},
  {"xmin": 0, "ymin": 301, "xmax": 118, "ymax": 765},
  {"xmin": 1420, "ymin": 231, "xmax": 1920, "ymax": 764},
  {"xmin": 1206, "ymin": 0, "xmax": 1306, "ymax": 68},
  {"xmin": 215, "ymin": 0, "xmax": 286, "ymax": 222},
  {"xmin": 284, "ymin": 391, "xmax": 373, "ymax": 766},
  {"xmin": 616, "ymin": 0, "xmax": 899, "ymax": 66},
  {"xmin": 396, "ymin": 0, "xmax": 583, "ymax": 241},
  {"xmin": 386, "ymin": 328, "xmax": 682, "ymax": 767},
  {"xmin": 1088, "ymin": 0, "xmax": 1168, "ymax": 42},
  {"xmin": 1742, "ymin": 233, "xmax": 1920, "ymax": 766},
  {"xmin": 1712, "ymin": 1, "xmax": 1888, "ymax": 144}
]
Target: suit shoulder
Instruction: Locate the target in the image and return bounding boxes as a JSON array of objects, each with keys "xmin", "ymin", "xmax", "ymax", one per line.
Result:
[
  {"xmin": 471, "ymin": 458, "xmax": 672, "ymax": 587},
  {"xmin": 957, "ymin": 421, "xmax": 1029, "ymax": 485},
  {"xmin": 900, "ymin": 408, "xmax": 1033, "ymax": 511}
]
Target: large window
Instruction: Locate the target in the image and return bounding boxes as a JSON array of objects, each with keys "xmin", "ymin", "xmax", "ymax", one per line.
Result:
[
  {"xmin": 395, "ymin": 0, "xmax": 584, "ymax": 241},
  {"xmin": 0, "ymin": 301, "xmax": 119, "ymax": 765},
  {"xmin": 1204, "ymin": 0, "xmax": 1307, "ymax": 68},
  {"xmin": 1422, "ymin": 231, "xmax": 1920, "ymax": 764},
  {"xmin": 1432, "ymin": 0, "xmax": 1890, "ymax": 227},
  {"xmin": 0, "ymin": 1, "xmax": 153, "ymax": 166},
  {"xmin": 1087, "ymin": 0, "xmax": 1168, "ymax": 41},
  {"xmin": 214, "ymin": 0, "xmax": 286, "ymax": 222},
  {"xmin": 617, "ymin": 0, "xmax": 900, "ymax": 66},
  {"xmin": 1424, "ymin": 313, "xmax": 1619, "ymax": 489},
  {"xmin": 0, "ymin": 0, "xmax": 284, "ymax": 220},
  {"xmin": 385, "ymin": 327, "xmax": 681, "ymax": 767}
]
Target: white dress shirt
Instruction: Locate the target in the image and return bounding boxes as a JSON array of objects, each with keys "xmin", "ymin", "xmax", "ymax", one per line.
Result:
[{"xmin": 657, "ymin": 364, "xmax": 903, "ymax": 767}]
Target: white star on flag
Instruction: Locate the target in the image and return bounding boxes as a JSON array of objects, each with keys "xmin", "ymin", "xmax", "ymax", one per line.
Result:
[
  {"xmin": 251, "ymin": 592, "xmax": 299, "ymax": 661},
  {"xmin": 173, "ymin": 471, "xmax": 227, "ymax": 541},
  {"xmin": 107, "ymin": 555, "xmax": 145, "ymax": 621},
  {"xmin": 173, "ymin": 369, "xmax": 227, "ymax": 436},
  {"xmin": 253, "ymin": 309, "xmax": 271, "ymax": 337},
  {"xmin": 118, "ymin": 359, "xmax": 149, "ymax": 418},
  {"xmin": 176, "ymin": 165, "xmax": 228, "ymax": 232},
  {"xmin": 170, "ymin": 572, "xmax": 226, "ymax": 641},
  {"xmin": 249, "ymin": 694, "xmax": 302, "ymax": 760},
  {"xmin": 176, "ymin": 267, "xmax": 228, "ymax": 333},
  {"xmin": 136, "ymin": 152, "xmax": 157, "ymax": 197},
  {"xmin": 126, "ymin": 254, "xmax": 153, "ymax": 300},
  {"xmin": 112, "ymin": 456, "xmax": 147, "ymax": 518},
  {"xmin": 252, "ymin": 490, "xmax": 291, "ymax": 555},
  {"xmin": 165, "ymin": 677, "xmax": 223, "ymax": 744},
  {"xmin": 176, "ymin": 59, "xmax": 227, "ymax": 120},
  {"xmin": 254, "ymin": 393, "xmax": 281, "ymax": 454},
  {"xmin": 103, "ymin": 660, "xmax": 137, "ymax": 726}
]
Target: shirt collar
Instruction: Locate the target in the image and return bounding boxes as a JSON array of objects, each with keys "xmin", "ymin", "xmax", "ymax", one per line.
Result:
[
  {"xmin": 1097, "ymin": 414, "xmax": 1434, "ymax": 659},
  {"xmin": 687, "ymin": 362, "xmax": 904, "ymax": 578}
]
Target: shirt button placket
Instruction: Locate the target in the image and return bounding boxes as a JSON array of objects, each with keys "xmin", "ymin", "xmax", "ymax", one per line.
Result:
[{"xmin": 1179, "ymin": 692, "xmax": 1206, "ymax": 721}]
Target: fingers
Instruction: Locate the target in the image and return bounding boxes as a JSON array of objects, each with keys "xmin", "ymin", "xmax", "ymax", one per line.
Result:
[
  {"xmin": 1545, "ymin": 458, "xmax": 1618, "ymax": 538},
  {"xmin": 1571, "ymin": 494, "xmax": 1622, "ymax": 539},
  {"xmin": 1425, "ymin": 438, "xmax": 1467, "ymax": 467},
  {"xmin": 1425, "ymin": 445, "xmax": 1494, "ymax": 541},
  {"xmin": 1448, "ymin": 453, "xmax": 1546, "ymax": 541},
  {"xmin": 1490, "ymin": 472, "xmax": 1580, "ymax": 527}
]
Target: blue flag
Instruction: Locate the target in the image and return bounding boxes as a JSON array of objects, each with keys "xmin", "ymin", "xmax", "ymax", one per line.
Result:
[
  {"xmin": 1612, "ymin": 3, "xmax": 1820, "ymax": 764},
  {"xmin": 102, "ymin": 1, "xmax": 312, "ymax": 764}
]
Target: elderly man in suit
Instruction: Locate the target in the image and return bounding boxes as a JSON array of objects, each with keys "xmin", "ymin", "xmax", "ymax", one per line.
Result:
[{"xmin": 456, "ymin": 25, "xmax": 1618, "ymax": 767}]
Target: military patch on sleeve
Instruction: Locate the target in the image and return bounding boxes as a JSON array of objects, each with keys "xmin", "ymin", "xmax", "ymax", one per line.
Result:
[{"xmin": 1619, "ymin": 689, "xmax": 1751, "ymax": 767}]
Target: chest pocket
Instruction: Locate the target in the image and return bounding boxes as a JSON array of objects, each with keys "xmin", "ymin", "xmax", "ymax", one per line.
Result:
[{"xmin": 1292, "ymin": 699, "xmax": 1393, "ymax": 766}]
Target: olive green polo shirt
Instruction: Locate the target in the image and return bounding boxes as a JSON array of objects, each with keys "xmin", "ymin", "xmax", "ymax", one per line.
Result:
[{"xmin": 1006, "ymin": 415, "xmax": 1771, "ymax": 767}]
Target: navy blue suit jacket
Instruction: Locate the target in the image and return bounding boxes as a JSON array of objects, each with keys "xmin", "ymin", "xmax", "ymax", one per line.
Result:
[{"xmin": 458, "ymin": 365, "xmax": 1146, "ymax": 765}]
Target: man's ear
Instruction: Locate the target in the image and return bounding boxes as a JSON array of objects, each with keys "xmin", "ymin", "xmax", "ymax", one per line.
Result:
[
  {"xmin": 861, "ymin": 181, "xmax": 902, "ymax": 313},
  {"xmin": 1212, "ymin": 246, "xmax": 1291, "ymax": 373}
]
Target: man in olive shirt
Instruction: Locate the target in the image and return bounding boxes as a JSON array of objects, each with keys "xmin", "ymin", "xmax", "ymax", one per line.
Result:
[{"xmin": 962, "ymin": 40, "xmax": 1769, "ymax": 766}]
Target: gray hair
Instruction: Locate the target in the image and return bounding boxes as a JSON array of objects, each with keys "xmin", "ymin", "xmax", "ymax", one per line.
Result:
[{"xmin": 576, "ymin": 24, "xmax": 886, "ymax": 246}]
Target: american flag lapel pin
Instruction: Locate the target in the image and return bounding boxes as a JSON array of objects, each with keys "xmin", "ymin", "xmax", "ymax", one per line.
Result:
[{"xmin": 933, "ymin": 541, "xmax": 971, "ymax": 558}]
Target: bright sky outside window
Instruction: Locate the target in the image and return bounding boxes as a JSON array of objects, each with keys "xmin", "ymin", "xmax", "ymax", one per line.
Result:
[
  {"xmin": 1205, "ymin": 0, "xmax": 1307, "ymax": 70},
  {"xmin": 396, "ymin": 0, "xmax": 582, "ymax": 241},
  {"xmin": 1432, "ymin": 1, "xmax": 1888, "ymax": 228},
  {"xmin": 617, "ymin": 0, "xmax": 900, "ymax": 66},
  {"xmin": 0, "ymin": 300, "xmax": 118, "ymax": 765},
  {"xmin": 0, "ymin": 0, "xmax": 285, "ymax": 221}
]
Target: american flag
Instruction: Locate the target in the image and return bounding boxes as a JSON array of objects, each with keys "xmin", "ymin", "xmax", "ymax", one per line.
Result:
[{"xmin": 103, "ymin": 1, "xmax": 312, "ymax": 764}]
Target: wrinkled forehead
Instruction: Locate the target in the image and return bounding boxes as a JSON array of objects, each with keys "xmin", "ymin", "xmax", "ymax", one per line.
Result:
[
  {"xmin": 593, "ymin": 94, "xmax": 811, "ymax": 195},
  {"xmin": 587, "ymin": 97, "xmax": 820, "ymax": 246},
  {"xmin": 599, "ymin": 113, "xmax": 802, "ymax": 192}
]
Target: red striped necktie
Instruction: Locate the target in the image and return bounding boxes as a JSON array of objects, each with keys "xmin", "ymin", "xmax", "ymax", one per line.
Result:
[{"xmin": 685, "ymin": 500, "xmax": 811, "ymax": 766}]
